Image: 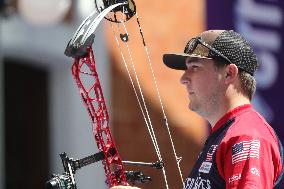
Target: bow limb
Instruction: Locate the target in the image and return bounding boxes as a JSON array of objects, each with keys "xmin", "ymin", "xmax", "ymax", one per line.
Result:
[{"xmin": 65, "ymin": 2, "xmax": 127, "ymax": 59}]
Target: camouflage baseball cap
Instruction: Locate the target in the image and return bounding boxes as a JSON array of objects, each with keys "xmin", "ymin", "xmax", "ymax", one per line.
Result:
[{"xmin": 163, "ymin": 30, "xmax": 258, "ymax": 76}]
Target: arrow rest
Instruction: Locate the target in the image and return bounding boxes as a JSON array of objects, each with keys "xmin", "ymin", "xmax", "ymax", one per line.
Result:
[{"xmin": 123, "ymin": 171, "xmax": 152, "ymax": 185}]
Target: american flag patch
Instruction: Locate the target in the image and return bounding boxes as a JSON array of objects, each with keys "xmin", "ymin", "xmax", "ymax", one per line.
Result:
[
  {"xmin": 206, "ymin": 145, "xmax": 218, "ymax": 161},
  {"xmin": 232, "ymin": 139, "xmax": 260, "ymax": 164}
]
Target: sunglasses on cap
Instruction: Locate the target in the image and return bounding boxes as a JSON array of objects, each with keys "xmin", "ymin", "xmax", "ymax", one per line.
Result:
[{"xmin": 184, "ymin": 37, "xmax": 233, "ymax": 65}]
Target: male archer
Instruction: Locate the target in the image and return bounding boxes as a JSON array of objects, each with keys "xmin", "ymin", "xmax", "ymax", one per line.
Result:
[{"xmin": 111, "ymin": 30, "xmax": 284, "ymax": 189}]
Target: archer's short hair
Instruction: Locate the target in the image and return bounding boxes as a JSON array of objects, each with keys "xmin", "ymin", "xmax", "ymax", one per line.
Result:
[{"xmin": 213, "ymin": 59, "xmax": 256, "ymax": 101}]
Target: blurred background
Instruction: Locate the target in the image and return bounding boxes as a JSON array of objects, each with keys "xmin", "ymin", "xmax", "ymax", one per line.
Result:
[{"xmin": 0, "ymin": 0, "xmax": 283, "ymax": 188}]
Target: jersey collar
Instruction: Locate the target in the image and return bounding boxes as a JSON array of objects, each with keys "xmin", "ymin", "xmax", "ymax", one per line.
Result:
[{"xmin": 211, "ymin": 104, "xmax": 252, "ymax": 134}]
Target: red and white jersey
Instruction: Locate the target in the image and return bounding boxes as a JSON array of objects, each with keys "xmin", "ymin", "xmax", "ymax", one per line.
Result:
[{"xmin": 184, "ymin": 104, "xmax": 283, "ymax": 189}]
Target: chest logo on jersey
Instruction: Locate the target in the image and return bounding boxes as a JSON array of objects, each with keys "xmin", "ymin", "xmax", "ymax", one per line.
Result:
[
  {"xmin": 205, "ymin": 145, "xmax": 218, "ymax": 162},
  {"xmin": 198, "ymin": 145, "xmax": 218, "ymax": 173},
  {"xmin": 199, "ymin": 161, "xmax": 212, "ymax": 173}
]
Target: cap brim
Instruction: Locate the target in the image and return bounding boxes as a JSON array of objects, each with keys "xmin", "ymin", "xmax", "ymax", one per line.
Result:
[{"xmin": 163, "ymin": 53, "xmax": 212, "ymax": 70}]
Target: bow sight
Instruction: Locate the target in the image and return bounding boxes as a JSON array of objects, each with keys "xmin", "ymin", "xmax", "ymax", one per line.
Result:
[{"xmin": 46, "ymin": 150, "xmax": 164, "ymax": 189}]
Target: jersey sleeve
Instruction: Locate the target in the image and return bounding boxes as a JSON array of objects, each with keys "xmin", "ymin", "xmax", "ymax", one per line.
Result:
[{"xmin": 215, "ymin": 135, "xmax": 282, "ymax": 189}]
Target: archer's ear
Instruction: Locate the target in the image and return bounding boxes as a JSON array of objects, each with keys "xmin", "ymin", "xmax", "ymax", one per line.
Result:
[{"xmin": 224, "ymin": 64, "xmax": 238, "ymax": 85}]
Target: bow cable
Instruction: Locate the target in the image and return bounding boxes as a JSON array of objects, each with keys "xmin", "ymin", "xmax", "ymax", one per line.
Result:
[
  {"xmin": 107, "ymin": 6, "xmax": 185, "ymax": 188},
  {"xmin": 118, "ymin": 21, "xmax": 165, "ymax": 162},
  {"xmin": 108, "ymin": 14, "xmax": 170, "ymax": 188},
  {"xmin": 109, "ymin": 6, "xmax": 163, "ymax": 164},
  {"xmin": 122, "ymin": 7, "xmax": 185, "ymax": 188},
  {"xmin": 134, "ymin": 12, "xmax": 185, "ymax": 187}
]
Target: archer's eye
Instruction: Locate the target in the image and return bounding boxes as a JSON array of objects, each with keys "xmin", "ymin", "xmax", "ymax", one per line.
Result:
[{"xmin": 191, "ymin": 65, "xmax": 199, "ymax": 70}]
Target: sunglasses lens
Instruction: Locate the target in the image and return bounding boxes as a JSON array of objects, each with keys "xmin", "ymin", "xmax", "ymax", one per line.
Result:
[
  {"xmin": 184, "ymin": 38, "xmax": 197, "ymax": 54},
  {"xmin": 183, "ymin": 37, "xmax": 231, "ymax": 64}
]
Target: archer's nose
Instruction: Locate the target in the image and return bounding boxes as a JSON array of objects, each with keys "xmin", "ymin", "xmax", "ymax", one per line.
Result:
[{"xmin": 180, "ymin": 71, "xmax": 190, "ymax": 85}]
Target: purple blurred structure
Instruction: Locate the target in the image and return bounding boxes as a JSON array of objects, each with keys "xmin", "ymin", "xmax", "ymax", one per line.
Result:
[{"xmin": 206, "ymin": 0, "xmax": 284, "ymax": 141}]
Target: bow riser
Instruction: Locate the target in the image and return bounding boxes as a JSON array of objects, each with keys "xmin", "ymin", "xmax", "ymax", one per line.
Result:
[{"xmin": 72, "ymin": 47, "xmax": 128, "ymax": 187}]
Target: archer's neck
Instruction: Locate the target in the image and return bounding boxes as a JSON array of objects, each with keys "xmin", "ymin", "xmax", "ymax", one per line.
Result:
[{"xmin": 207, "ymin": 94, "xmax": 251, "ymax": 128}]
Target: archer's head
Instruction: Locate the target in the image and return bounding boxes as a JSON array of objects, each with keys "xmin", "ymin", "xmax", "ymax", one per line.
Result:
[{"xmin": 163, "ymin": 30, "xmax": 258, "ymax": 123}]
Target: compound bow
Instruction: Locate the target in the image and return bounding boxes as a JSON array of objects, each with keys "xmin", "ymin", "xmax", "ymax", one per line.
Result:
[{"xmin": 46, "ymin": 0, "xmax": 184, "ymax": 188}]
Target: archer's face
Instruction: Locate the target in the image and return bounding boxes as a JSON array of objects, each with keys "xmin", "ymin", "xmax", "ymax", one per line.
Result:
[{"xmin": 180, "ymin": 57, "xmax": 225, "ymax": 118}]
